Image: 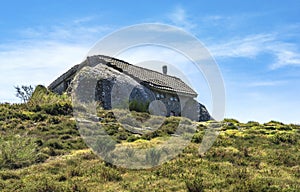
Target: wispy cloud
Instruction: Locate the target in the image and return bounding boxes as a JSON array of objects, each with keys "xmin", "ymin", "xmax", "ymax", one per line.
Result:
[
  {"xmin": 0, "ymin": 17, "xmax": 114, "ymax": 102},
  {"xmin": 209, "ymin": 33, "xmax": 300, "ymax": 69},
  {"xmin": 0, "ymin": 39, "xmax": 90, "ymax": 103},
  {"xmin": 248, "ymin": 80, "xmax": 287, "ymax": 87},
  {"xmin": 271, "ymin": 48, "xmax": 300, "ymax": 69},
  {"xmin": 210, "ymin": 34, "xmax": 274, "ymax": 58},
  {"xmin": 0, "ymin": 41, "xmax": 89, "ymax": 72},
  {"xmin": 73, "ymin": 16, "xmax": 95, "ymax": 24},
  {"xmin": 19, "ymin": 23, "xmax": 112, "ymax": 43},
  {"xmin": 166, "ymin": 8, "xmax": 300, "ymax": 70},
  {"xmin": 200, "ymin": 15, "xmax": 234, "ymax": 27},
  {"xmin": 167, "ymin": 6, "xmax": 196, "ymax": 31}
]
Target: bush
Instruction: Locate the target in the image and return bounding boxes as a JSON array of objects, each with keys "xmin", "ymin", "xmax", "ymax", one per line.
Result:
[
  {"xmin": 223, "ymin": 118, "xmax": 240, "ymax": 124},
  {"xmin": 191, "ymin": 131, "xmax": 204, "ymax": 143},
  {"xmin": 271, "ymin": 132, "xmax": 297, "ymax": 144},
  {"xmin": 129, "ymin": 100, "xmax": 149, "ymax": 113},
  {"xmin": 0, "ymin": 171, "xmax": 20, "ymax": 180},
  {"xmin": 0, "ymin": 135, "xmax": 39, "ymax": 169},
  {"xmin": 99, "ymin": 166, "xmax": 122, "ymax": 182},
  {"xmin": 30, "ymin": 112, "xmax": 47, "ymax": 122},
  {"xmin": 21, "ymin": 176, "xmax": 65, "ymax": 192},
  {"xmin": 264, "ymin": 120, "xmax": 284, "ymax": 126},
  {"xmin": 43, "ymin": 103, "xmax": 73, "ymax": 116},
  {"xmin": 127, "ymin": 135, "xmax": 139, "ymax": 142},
  {"xmin": 47, "ymin": 116, "xmax": 61, "ymax": 124},
  {"xmin": 185, "ymin": 173, "xmax": 204, "ymax": 192},
  {"xmin": 246, "ymin": 121, "xmax": 260, "ymax": 126},
  {"xmin": 115, "ymin": 131, "xmax": 129, "ymax": 141},
  {"xmin": 45, "ymin": 139, "xmax": 64, "ymax": 150}
]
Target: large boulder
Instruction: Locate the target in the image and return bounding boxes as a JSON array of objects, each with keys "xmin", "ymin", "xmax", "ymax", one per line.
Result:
[
  {"xmin": 70, "ymin": 64, "xmax": 154, "ymax": 110},
  {"xmin": 69, "ymin": 63, "xmax": 212, "ymax": 121}
]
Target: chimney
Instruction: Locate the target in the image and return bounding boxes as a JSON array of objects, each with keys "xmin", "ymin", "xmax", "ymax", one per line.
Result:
[{"xmin": 162, "ymin": 65, "xmax": 167, "ymax": 75}]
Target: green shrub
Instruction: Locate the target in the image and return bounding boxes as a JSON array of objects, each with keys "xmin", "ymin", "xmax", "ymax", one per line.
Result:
[
  {"xmin": 43, "ymin": 103, "xmax": 73, "ymax": 116},
  {"xmin": 115, "ymin": 131, "xmax": 129, "ymax": 141},
  {"xmin": 129, "ymin": 100, "xmax": 149, "ymax": 113},
  {"xmin": 47, "ymin": 116, "xmax": 61, "ymax": 124},
  {"xmin": 104, "ymin": 123, "xmax": 119, "ymax": 135},
  {"xmin": 45, "ymin": 139, "xmax": 64, "ymax": 150},
  {"xmin": 264, "ymin": 120, "xmax": 284, "ymax": 126},
  {"xmin": 30, "ymin": 112, "xmax": 47, "ymax": 122},
  {"xmin": 127, "ymin": 135, "xmax": 139, "ymax": 142},
  {"xmin": 99, "ymin": 166, "xmax": 122, "ymax": 182},
  {"xmin": 66, "ymin": 166, "xmax": 84, "ymax": 178},
  {"xmin": 223, "ymin": 118, "xmax": 240, "ymax": 124},
  {"xmin": 185, "ymin": 173, "xmax": 204, "ymax": 192},
  {"xmin": 271, "ymin": 132, "xmax": 297, "ymax": 144},
  {"xmin": 35, "ymin": 153, "xmax": 49, "ymax": 163},
  {"xmin": 0, "ymin": 171, "xmax": 20, "ymax": 180},
  {"xmin": 21, "ymin": 176, "xmax": 65, "ymax": 192},
  {"xmin": 191, "ymin": 131, "xmax": 204, "ymax": 143},
  {"xmin": 246, "ymin": 121, "xmax": 260, "ymax": 126},
  {"xmin": 29, "ymin": 85, "xmax": 70, "ymax": 106},
  {"xmin": 0, "ymin": 135, "xmax": 39, "ymax": 169}
]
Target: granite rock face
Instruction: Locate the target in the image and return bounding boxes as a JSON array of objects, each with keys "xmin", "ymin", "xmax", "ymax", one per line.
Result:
[
  {"xmin": 199, "ymin": 103, "xmax": 212, "ymax": 121},
  {"xmin": 70, "ymin": 64, "xmax": 212, "ymax": 121}
]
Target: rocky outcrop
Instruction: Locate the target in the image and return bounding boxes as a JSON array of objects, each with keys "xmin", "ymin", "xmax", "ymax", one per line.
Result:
[
  {"xmin": 199, "ymin": 103, "xmax": 212, "ymax": 121},
  {"xmin": 70, "ymin": 64, "xmax": 212, "ymax": 121}
]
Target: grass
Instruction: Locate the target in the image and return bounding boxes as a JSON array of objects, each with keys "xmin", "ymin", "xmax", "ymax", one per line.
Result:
[{"xmin": 0, "ymin": 86, "xmax": 299, "ymax": 191}]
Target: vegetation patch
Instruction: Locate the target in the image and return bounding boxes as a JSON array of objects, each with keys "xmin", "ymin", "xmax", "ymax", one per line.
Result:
[{"xmin": 0, "ymin": 85, "xmax": 299, "ymax": 191}]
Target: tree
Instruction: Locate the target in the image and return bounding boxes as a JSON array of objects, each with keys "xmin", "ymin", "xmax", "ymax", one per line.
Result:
[{"xmin": 15, "ymin": 85, "xmax": 34, "ymax": 103}]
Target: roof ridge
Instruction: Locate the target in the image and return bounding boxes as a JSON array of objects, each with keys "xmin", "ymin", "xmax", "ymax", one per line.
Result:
[{"xmin": 49, "ymin": 55, "xmax": 197, "ymax": 97}]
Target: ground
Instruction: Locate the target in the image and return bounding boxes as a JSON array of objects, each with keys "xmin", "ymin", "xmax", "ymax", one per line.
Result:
[{"xmin": 0, "ymin": 86, "xmax": 299, "ymax": 191}]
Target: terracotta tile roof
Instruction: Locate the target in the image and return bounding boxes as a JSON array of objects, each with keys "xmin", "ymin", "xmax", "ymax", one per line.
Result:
[
  {"xmin": 48, "ymin": 64, "xmax": 80, "ymax": 90},
  {"xmin": 95, "ymin": 55, "xmax": 197, "ymax": 97},
  {"xmin": 49, "ymin": 55, "xmax": 197, "ymax": 97}
]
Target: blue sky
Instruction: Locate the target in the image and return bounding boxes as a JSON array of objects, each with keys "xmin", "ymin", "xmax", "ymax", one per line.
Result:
[{"xmin": 0, "ymin": 1, "xmax": 300, "ymax": 123}]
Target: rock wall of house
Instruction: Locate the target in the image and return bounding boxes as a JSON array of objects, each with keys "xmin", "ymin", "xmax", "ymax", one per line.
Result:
[
  {"xmin": 150, "ymin": 91, "xmax": 181, "ymax": 117},
  {"xmin": 95, "ymin": 78, "xmax": 116, "ymax": 109},
  {"xmin": 129, "ymin": 85, "xmax": 156, "ymax": 107},
  {"xmin": 59, "ymin": 64, "xmax": 211, "ymax": 122},
  {"xmin": 199, "ymin": 103, "xmax": 212, "ymax": 121},
  {"xmin": 51, "ymin": 82, "xmax": 66, "ymax": 95}
]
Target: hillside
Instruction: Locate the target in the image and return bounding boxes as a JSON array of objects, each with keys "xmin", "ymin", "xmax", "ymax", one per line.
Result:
[{"xmin": 0, "ymin": 86, "xmax": 299, "ymax": 191}]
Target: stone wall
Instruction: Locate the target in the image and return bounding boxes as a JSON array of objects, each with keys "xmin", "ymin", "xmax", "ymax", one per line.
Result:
[{"xmin": 52, "ymin": 63, "xmax": 212, "ymax": 121}]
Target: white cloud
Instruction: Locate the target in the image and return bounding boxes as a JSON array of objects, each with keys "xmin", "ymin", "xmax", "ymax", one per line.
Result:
[
  {"xmin": 200, "ymin": 15, "xmax": 233, "ymax": 26},
  {"xmin": 73, "ymin": 16, "xmax": 95, "ymax": 24},
  {"xmin": 0, "ymin": 40, "xmax": 90, "ymax": 102},
  {"xmin": 19, "ymin": 24, "xmax": 112, "ymax": 43},
  {"xmin": 0, "ymin": 18, "xmax": 114, "ymax": 102},
  {"xmin": 166, "ymin": 9, "xmax": 300, "ymax": 69},
  {"xmin": 0, "ymin": 41, "xmax": 89, "ymax": 73},
  {"xmin": 167, "ymin": 6, "xmax": 196, "ymax": 31},
  {"xmin": 248, "ymin": 80, "xmax": 287, "ymax": 87},
  {"xmin": 210, "ymin": 34, "xmax": 274, "ymax": 58},
  {"xmin": 271, "ymin": 48, "xmax": 300, "ymax": 69},
  {"xmin": 209, "ymin": 33, "xmax": 300, "ymax": 69}
]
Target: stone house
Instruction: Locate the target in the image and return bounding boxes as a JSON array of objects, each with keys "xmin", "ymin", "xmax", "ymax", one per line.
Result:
[{"xmin": 48, "ymin": 55, "xmax": 211, "ymax": 121}]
